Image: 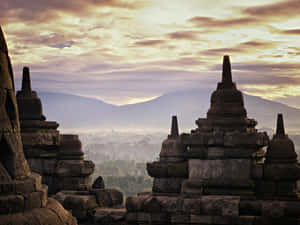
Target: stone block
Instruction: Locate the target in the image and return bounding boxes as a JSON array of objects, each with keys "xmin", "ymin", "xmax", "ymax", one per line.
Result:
[
  {"xmin": 41, "ymin": 159, "xmax": 57, "ymax": 175},
  {"xmin": 150, "ymin": 213, "xmax": 168, "ymax": 223},
  {"xmin": 93, "ymin": 208, "xmax": 126, "ymax": 224},
  {"xmin": 141, "ymin": 197, "xmax": 161, "ymax": 213},
  {"xmin": 182, "ymin": 198, "xmax": 201, "ymax": 214},
  {"xmin": 171, "ymin": 214, "xmax": 190, "ymax": 224},
  {"xmin": 203, "ymin": 187, "xmax": 254, "ymax": 196},
  {"xmin": 236, "ymin": 216, "xmax": 256, "ymax": 225},
  {"xmin": 126, "ymin": 212, "xmax": 137, "ymax": 222},
  {"xmin": 264, "ymin": 163, "xmax": 300, "ymax": 181},
  {"xmin": 225, "ymin": 148, "xmax": 258, "ymax": 159},
  {"xmin": 92, "ymin": 188, "xmax": 123, "ymax": 207},
  {"xmin": 0, "ymin": 195, "xmax": 24, "ymax": 214},
  {"xmin": 181, "ymin": 180, "xmax": 203, "ymax": 196},
  {"xmin": 147, "ymin": 162, "xmax": 168, "ymax": 178},
  {"xmin": 14, "ymin": 178, "xmax": 36, "ymax": 194},
  {"xmin": 186, "ymin": 146, "xmax": 208, "ymax": 159},
  {"xmin": 137, "ymin": 212, "xmax": 151, "ymax": 222},
  {"xmin": 189, "ymin": 159, "xmax": 251, "ymax": 182},
  {"xmin": 24, "ymin": 191, "xmax": 42, "ymax": 210},
  {"xmin": 212, "ymin": 216, "xmax": 235, "ymax": 225},
  {"xmin": 251, "ymin": 164, "xmax": 263, "ymax": 179},
  {"xmin": 38, "ymin": 185, "xmax": 48, "ymax": 207},
  {"xmin": 156, "ymin": 196, "xmax": 178, "ymax": 213},
  {"xmin": 29, "ymin": 172, "xmax": 42, "ymax": 190},
  {"xmin": 147, "ymin": 161, "xmax": 188, "ymax": 178},
  {"xmin": 207, "ymin": 131, "xmax": 224, "ymax": 146},
  {"xmin": 153, "ymin": 178, "xmax": 183, "ymax": 193},
  {"xmin": 285, "ymin": 201, "xmax": 300, "ymax": 217},
  {"xmin": 45, "ymin": 197, "xmax": 77, "ymax": 225},
  {"xmin": 168, "ymin": 161, "xmax": 188, "ymax": 178},
  {"xmin": 255, "ymin": 181, "xmax": 276, "ymax": 194},
  {"xmin": 190, "ymin": 215, "xmax": 213, "ymax": 224},
  {"xmin": 262, "ymin": 201, "xmax": 286, "ymax": 217},
  {"xmin": 207, "ymin": 147, "xmax": 225, "ymax": 159},
  {"xmin": 276, "ymin": 182, "xmax": 296, "ymax": 194},
  {"xmin": 126, "ymin": 195, "xmax": 149, "ymax": 212},
  {"xmin": 200, "ymin": 196, "xmax": 240, "ymax": 216},
  {"xmin": 63, "ymin": 194, "xmax": 98, "ymax": 219},
  {"xmin": 224, "ymin": 132, "xmax": 268, "ymax": 148},
  {"xmin": 239, "ymin": 200, "xmax": 262, "ymax": 216}
]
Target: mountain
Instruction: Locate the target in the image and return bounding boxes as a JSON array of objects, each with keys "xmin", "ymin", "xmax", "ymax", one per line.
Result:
[
  {"xmin": 38, "ymin": 90, "xmax": 300, "ymax": 133},
  {"xmin": 39, "ymin": 92, "xmax": 118, "ymax": 128}
]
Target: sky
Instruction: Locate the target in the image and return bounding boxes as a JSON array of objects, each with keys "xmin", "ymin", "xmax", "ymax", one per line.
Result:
[{"xmin": 1, "ymin": 0, "xmax": 300, "ymax": 107}]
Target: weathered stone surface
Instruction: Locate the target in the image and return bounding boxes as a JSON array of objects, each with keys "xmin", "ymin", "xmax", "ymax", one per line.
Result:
[
  {"xmin": 0, "ymin": 195, "xmax": 24, "ymax": 214},
  {"xmin": 182, "ymin": 198, "xmax": 201, "ymax": 214},
  {"xmin": 126, "ymin": 195, "xmax": 150, "ymax": 212},
  {"xmin": 239, "ymin": 200, "xmax": 262, "ymax": 216},
  {"xmin": 153, "ymin": 178, "xmax": 183, "ymax": 193},
  {"xmin": 63, "ymin": 194, "xmax": 98, "ymax": 219},
  {"xmin": 91, "ymin": 188, "xmax": 123, "ymax": 207},
  {"xmin": 93, "ymin": 208, "xmax": 126, "ymax": 224},
  {"xmin": 200, "ymin": 196, "xmax": 240, "ymax": 216},
  {"xmin": 141, "ymin": 197, "xmax": 162, "ymax": 212},
  {"xmin": 46, "ymin": 198, "xmax": 78, "ymax": 225},
  {"xmin": 264, "ymin": 163, "xmax": 300, "ymax": 181},
  {"xmin": 262, "ymin": 201, "xmax": 286, "ymax": 217},
  {"xmin": 147, "ymin": 161, "xmax": 188, "ymax": 178},
  {"xmin": 251, "ymin": 163, "xmax": 263, "ymax": 179},
  {"xmin": 189, "ymin": 159, "xmax": 252, "ymax": 181},
  {"xmin": 170, "ymin": 214, "xmax": 190, "ymax": 224},
  {"xmin": 207, "ymin": 147, "xmax": 224, "ymax": 159},
  {"xmin": 0, "ymin": 29, "xmax": 31, "ymax": 180}
]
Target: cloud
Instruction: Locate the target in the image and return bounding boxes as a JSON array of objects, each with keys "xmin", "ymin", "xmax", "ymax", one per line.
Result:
[
  {"xmin": 50, "ymin": 40, "xmax": 74, "ymax": 49},
  {"xmin": 134, "ymin": 40, "xmax": 165, "ymax": 47},
  {"xmin": 280, "ymin": 29, "xmax": 300, "ymax": 35},
  {"xmin": 189, "ymin": 16, "xmax": 259, "ymax": 29},
  {"xmin": 166, "ymin": 30, "xmax": 199, "ymax": 40},
  {"xmin": 243, "ymin": 0, "xmax": 300, "ymax": 19},
  {"xmin": 210, "ymin": 61, "xmax": 300, "ymax": 74},
  {"xmin": 200, "ymin": 40, "xmax": 278, "ymax": 56},
  {"xmin": 0, "ymin": 0, "xmax": 147, "ymax": 23}
]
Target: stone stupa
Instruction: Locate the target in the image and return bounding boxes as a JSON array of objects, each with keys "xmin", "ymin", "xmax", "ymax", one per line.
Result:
[
  {"xmin": 126, "ymin": 56, "xmax": 300, "ymax": 225},
  {"xmin": 15, "ymin": 65, "xmax": 125, "ymax": 223},
  {"xmin": 16, "ymin": 67, "xmax": 94, "ymax": 194},
  {"xmin": 0, "ymin": 26, "xmax": 77, "ymax": 225}
]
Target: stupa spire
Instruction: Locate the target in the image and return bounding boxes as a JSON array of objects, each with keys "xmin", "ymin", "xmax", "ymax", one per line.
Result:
[
  {"xmin": 276, "ymin": 113, "xmax": 285, "ymax": 136},
  {"xmin": 0, "ymin": 26, "xmax": 8, "ymax": 53},
  {"xmin": 21, "ymin": 67, "xmax": 32, "ymax": 94},
  {"xmin": 222, "ymin": 55, "xmax": 232, "ymax": 84},
  {"xmin": 169, "ymin": 115, "xmax": 179, "ymax": 138}
]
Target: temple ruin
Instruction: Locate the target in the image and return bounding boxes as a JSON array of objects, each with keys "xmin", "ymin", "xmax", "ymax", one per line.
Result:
[
  {"xmin": 0, "ymin": 26, "xmax": 77, "ymax": 225},
  {"xmin": 16, "ymin": 65, "xmax": 125, "ymax": 223},
  {"xmin": 125, "ymin": 56, "xmax": 300, "ymax": 225}
]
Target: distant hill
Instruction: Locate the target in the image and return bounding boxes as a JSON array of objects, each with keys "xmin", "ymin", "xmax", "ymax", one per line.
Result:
[{"xmin": 38, "ymin": 90, "xmax": 300, "ymax": 133}]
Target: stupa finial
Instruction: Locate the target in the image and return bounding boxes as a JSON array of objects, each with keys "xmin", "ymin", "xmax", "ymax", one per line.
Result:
[
  {"xmin": 222, "ymin": 55, "xmax": 232, "ymax": 84},
  {"xmin": 21, "ymin": 67, "xmax": 32, "ymax": 94},
  {"xmin": 170, "ymin": 115, "xmax": 179, "ymax": 138},
  {"xmin": 276, "ymin": 113, "xmax": 285, "ymax": 136}
]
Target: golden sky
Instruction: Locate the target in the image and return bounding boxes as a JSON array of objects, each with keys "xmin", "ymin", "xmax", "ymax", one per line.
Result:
[{"xmin": 1, "ymin": 0, "xmax": 300, "ymax": 106}]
